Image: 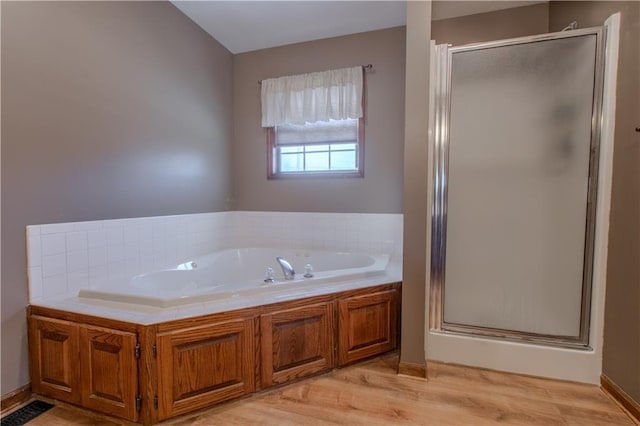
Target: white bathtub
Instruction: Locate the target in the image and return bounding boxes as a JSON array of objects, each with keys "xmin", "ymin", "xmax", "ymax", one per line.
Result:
[{"xmin": 79, "ymin": 248, "xmax": 390, "ymax": 308}]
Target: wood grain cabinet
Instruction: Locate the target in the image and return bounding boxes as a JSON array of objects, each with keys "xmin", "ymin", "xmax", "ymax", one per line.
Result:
[
  {"xmin": 28, "ymin": 316, "xmax": 139, "ymax": 422},
  {"xmin": 28, "ymin": 316, "xmax": 81, "ymax": 404},
  {"xmin": 155, "ymin": 318, "xmax": 255, "ymax": 420},
  {"xmin": 80, "ymin": 325, "xmax": 138, "ymax": 421},
  {"xmin": 28, "ymin": 283, "xmax": 400, "ymax": 424},
  {"xmin": 260, "ymin": 302, "xmax": 335, "ymax": 387},
  {"xmin": 337, "ymin": 288, "xmax": 399, "ymax": 366}
]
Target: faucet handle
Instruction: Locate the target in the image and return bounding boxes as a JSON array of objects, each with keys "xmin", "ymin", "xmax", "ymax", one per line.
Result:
[
  {"xmin": 264, "ymin": 267, "xmax": 275, "ymax": 283},
  {"xmin": 304, "ymin": 264, "xmax": 314, "ymax": 278}
]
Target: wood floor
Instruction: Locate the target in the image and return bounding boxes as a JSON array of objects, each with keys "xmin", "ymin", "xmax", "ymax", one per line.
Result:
[{"xmin": 21, "ymin": 353, "xmax": 636, "ymax": 425}]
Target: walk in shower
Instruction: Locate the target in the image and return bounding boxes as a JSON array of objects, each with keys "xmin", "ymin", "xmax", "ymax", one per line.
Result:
[{"xmin": 429, "ymin": 27, "xmax": 605, "ymax": 349}]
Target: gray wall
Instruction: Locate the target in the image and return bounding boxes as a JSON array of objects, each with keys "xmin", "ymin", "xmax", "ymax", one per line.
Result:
[
  {"xmin": 400, "ymin": 0, "xmax": 431, "ymax": 370},
  {"xmin": 1, "ymin": 1, "xmax": 233, "ymax": 394},
  {"xmin": 232, "ymin": 27, "xmax": 406, "ymax": 214},
  {"xmin": 550, "ymin": 1, "xmax": 640, "ymax": 404},
  {"xmin": 432, "ymin": 2, "xmax": 549, "ymax": 44}
]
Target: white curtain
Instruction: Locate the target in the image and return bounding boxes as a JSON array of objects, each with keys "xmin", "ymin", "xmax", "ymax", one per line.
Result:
[
  {"xmin": 276, "ymin": 119, "xmax": 359, "ymax": 145},
  {"xmin": 261, "ymin": 66, "xmax": 363, "ymax": 127}
]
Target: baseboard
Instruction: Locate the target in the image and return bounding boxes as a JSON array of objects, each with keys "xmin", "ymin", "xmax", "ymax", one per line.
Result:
[
  {"xmin": 398, "ymin": 362, "xmax": 427, "ymax": 380},
  {"xmin": 1, "ymin": 384, "xmax": 32, "ymax": 414},
  {"xmin": 601, "ymin": 374, "xmax": 640, "ymax": 424}
]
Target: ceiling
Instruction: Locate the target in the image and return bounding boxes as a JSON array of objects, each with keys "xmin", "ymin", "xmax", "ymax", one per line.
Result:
[{"xmin": 172, "ymin": 1, "xmax": 546, "ymax": 54}]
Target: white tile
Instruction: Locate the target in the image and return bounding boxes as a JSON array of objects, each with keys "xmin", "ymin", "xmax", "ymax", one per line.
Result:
[
  {"xmin": 42, "ymin": 253, "xmax": 67, "ymax": 277},
  {"xmin": 103, "ymin": 219, "xmax": 127, "ymax": 229},
  {"xmin": 139, "ymin": 223, "xmax": 153, "ymax": 241},
  {"xmin": 124, "ymin": 242, "xmax": 140, "ymax": 260},
  {"xmin": 42, "ymin": 273, "xmax": 68, "ymax": 298},
  {"xmin": 28, "ymin": 266, "xmax": 43, "ymax": 300},
  {"xmin": 66, "ymin": 231, "xmax": 87, "ymax": 252},
  {"xmin": 123, "ymin": 224, "xmax": 139, "ymax": 244},
  {"xmin": 125, "ymin": 258, "xmax": 141, "ymax": 276},
  {"xmin": 89, "ymin": 266, "xmax": 108, "ymax": 288},
  {"xmin": 382, "ymin": 241, "xmax": 394, "ymax": 255},
  {"xmin": 87, "ymin": 229, "xmax": 107, "ymax": 248},
  {"xmin": 26, "ymin": 225, "xmax": 41, "ymax": 236},
  {"xmin": 107, "ymin": 245, "xmax": 124, "ymax": 263},
  {"xmin": 108, "ymin": 261, "xmax": 126, "ymax": 281},
  {"xmin": 67, "ymin": 271, "xmax": 89, "ymax": 292},
  {"xmin": 67, "ymin": 250, "xmax": 89, "ymax": 273},
  {"xmin": 27, "ymin": 234, "xmax": 42, "ymax": 267},
  {"xmin": 41, "ymin": 222, "xmax": 75, "ymax": 234},
  {"xmin": 74, "ymin": 220, "xmax": 103, "ymax": 231},
  {"xmin": 139, "ymin": 240, "xmax": 154, "ymax": 257},
  {"xmin": 140, "ymin": 256, "xmax": 154, "ymax": 272},
  {"xmin": 106, "ymin": 227, "xmax": 124, "ymax": 246},
  {"xmin": 89, "ymin": 246, "xmax": 107, "ymax": 267},
  {"xmin": 41, "ymin": 233, "xmax": 66, "ymax": 256}
]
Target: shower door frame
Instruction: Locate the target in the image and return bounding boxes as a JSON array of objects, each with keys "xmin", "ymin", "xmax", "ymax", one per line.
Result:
[{"xmin": 429, "ymin": 27, "xmax": 605, "ymax": 349}]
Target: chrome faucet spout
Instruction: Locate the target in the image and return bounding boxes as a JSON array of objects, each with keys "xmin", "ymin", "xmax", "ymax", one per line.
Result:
[{"xmin": 276, "ymin": 257, "xmax": 295, "ymax": 280}]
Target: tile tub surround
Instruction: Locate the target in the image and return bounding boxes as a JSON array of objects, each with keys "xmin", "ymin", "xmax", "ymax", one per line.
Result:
[
  {"xmin": 26, "ymin": 212, "xmax": 234, "ymax": 302},
  {"xmin": 26, "ymin": 211, "xmax": 403, "ymax": 304}
]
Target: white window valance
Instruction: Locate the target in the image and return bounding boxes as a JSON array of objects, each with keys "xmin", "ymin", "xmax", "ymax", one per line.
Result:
[{"xmin": 261, "ymin": 66, "xmax": 363, "ymax": 127}]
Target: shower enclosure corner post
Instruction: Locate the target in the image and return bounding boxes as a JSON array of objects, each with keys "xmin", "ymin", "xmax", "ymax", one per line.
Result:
[
  {"xmin": 428, "ymin": 42, "xmax": 451, "ymax": 332},
  {"xmin": 587, "ymin": 11, "xmax": 620, "ymax": 364}
]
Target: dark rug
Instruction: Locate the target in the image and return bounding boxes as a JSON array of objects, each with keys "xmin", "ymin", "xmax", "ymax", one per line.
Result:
[{"xmin": 1, "ymin": 400, "xmax": 54, "ymax": 426}]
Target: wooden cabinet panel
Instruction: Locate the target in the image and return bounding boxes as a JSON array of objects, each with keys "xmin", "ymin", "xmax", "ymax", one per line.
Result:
[
  {"xmin": 156, "ymin": 318, "xmax": 255, "ymax": 420},
  {"xmin": 28, "ymin": 284, "xmax": 400, "ymax": 424},
  {"xmin": 79, "ymin": 325, "xmax": 138, "ymax": 421},
  {"xmin": 28, "ymin": 316, "xmax": 81, "ymax": 403},
  {"xmin": 261, "ymin": 302, "xmax": 335, "ymax": 387},
  {"xmin": 338, "ymin": 289, "xmax": 398, "ymax": 366}
]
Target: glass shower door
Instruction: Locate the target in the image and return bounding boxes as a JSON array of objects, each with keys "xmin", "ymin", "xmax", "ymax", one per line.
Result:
[{"xmin": 431, "ymin": 29, "xmax": 603, "ymax": 347}]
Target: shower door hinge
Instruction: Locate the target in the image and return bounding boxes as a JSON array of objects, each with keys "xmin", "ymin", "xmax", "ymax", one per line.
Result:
[
  {"xmin": 136, "ymin": 395, "xmax": 142, "ymax": 412},
  {"xmin": 134, "ymin": 343, "xmax": 141, "ymax": 359}
]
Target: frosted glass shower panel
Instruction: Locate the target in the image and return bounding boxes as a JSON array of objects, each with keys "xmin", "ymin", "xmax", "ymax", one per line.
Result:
[{"xmin": 443, "ymin": 35, "xmax": 597, "ymax": 336}]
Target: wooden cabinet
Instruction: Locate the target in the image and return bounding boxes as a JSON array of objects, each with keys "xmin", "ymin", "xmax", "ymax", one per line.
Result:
[
  {"xmin": 156, "ymin": 318, "xmax": 255, "ymax": 420},
  {"xmin": 80, "ymin": 325, "xmax": 138, "ymax": 421},
  {"xmin": 28, "ymin": 283, "xmax": 400, "ymax": 424},
  {"xmin": 28, "ymin": 316, "xmax": 81, "ymax": 404},
  {"xmin": 337, "ymin": 288, "xmax": 398, "ymax": 366},
  {"xmin": 28, "ymin": 316, "xmax": 139, "ymax": 422},
  {"xmin": 261, "ymin": 302, "xmax": 334, "ymax": 387}
]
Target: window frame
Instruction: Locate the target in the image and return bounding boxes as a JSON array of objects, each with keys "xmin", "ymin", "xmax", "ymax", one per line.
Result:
[{"xmin": 267, "ymin": 117, "xmax": 365, "ymax": 179}]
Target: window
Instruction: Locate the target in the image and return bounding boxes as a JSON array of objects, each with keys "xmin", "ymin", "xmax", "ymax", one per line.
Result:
[
  {"xmin": 261, "ymin": 66, "xmax": 365, "ymax": 179},
  {"xmin": 267, "ymin": 117, "xmax": 364, "ymax": 178}
]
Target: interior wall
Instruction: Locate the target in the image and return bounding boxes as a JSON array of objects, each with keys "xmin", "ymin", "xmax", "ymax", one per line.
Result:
[
  {"xmin": 400, "ymin": 0, "xmax": 431, "ymax": 370},
  {"xmin": 550, "ymin": 0, "xmax": 640, "ymax": 404},
  {"xmin": 1, "ymin": 1, "xmax": 233, "ymax": 394},
  {"xmin": 432, "ymin": 2, "xmax": 549, "ymax": 45},
  {"xmin": 232, "ymin": 27, "xmax": 406, "ymax": 214}
]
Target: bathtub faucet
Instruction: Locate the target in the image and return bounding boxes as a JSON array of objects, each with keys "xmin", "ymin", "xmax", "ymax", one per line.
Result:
[{"xmin": 276, "ymin": 257, "xmax": 295, "ymax": 280}]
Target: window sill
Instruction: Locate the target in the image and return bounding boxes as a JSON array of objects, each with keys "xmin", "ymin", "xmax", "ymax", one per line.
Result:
[{"xmin": 267, "ymin": 170, "xmax": 364, "ymax": 180}]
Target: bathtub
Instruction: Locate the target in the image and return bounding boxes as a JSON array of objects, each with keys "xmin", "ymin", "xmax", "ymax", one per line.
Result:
[{"xmin": 79, "ymin": 248, "xmax": 390, "ymax": 308}]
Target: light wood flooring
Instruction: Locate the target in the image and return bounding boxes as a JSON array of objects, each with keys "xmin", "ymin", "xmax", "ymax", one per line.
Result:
[{"xmin": 21, "ymin": 353, "xmax": 636, "ymax": 425}]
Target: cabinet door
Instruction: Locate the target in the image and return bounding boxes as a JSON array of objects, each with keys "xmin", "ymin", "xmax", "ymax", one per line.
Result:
[
  {"xmin": 261, "ymin": 302, "xmax": 335, "ymax": 387},
  {"xmin": 28, "ymin": 316, "xmax": 81, "ymax": 403},
  {"xmin": 156, "ymin": 318, "xmax": 255, "ymax": 420},
  {"xmin": 338, "ymin": 289, "xmax": 398, "ymax": 366},
  {"xmin": 79, "ymin": 325, "xmax": 138, "ymax": 422}
]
